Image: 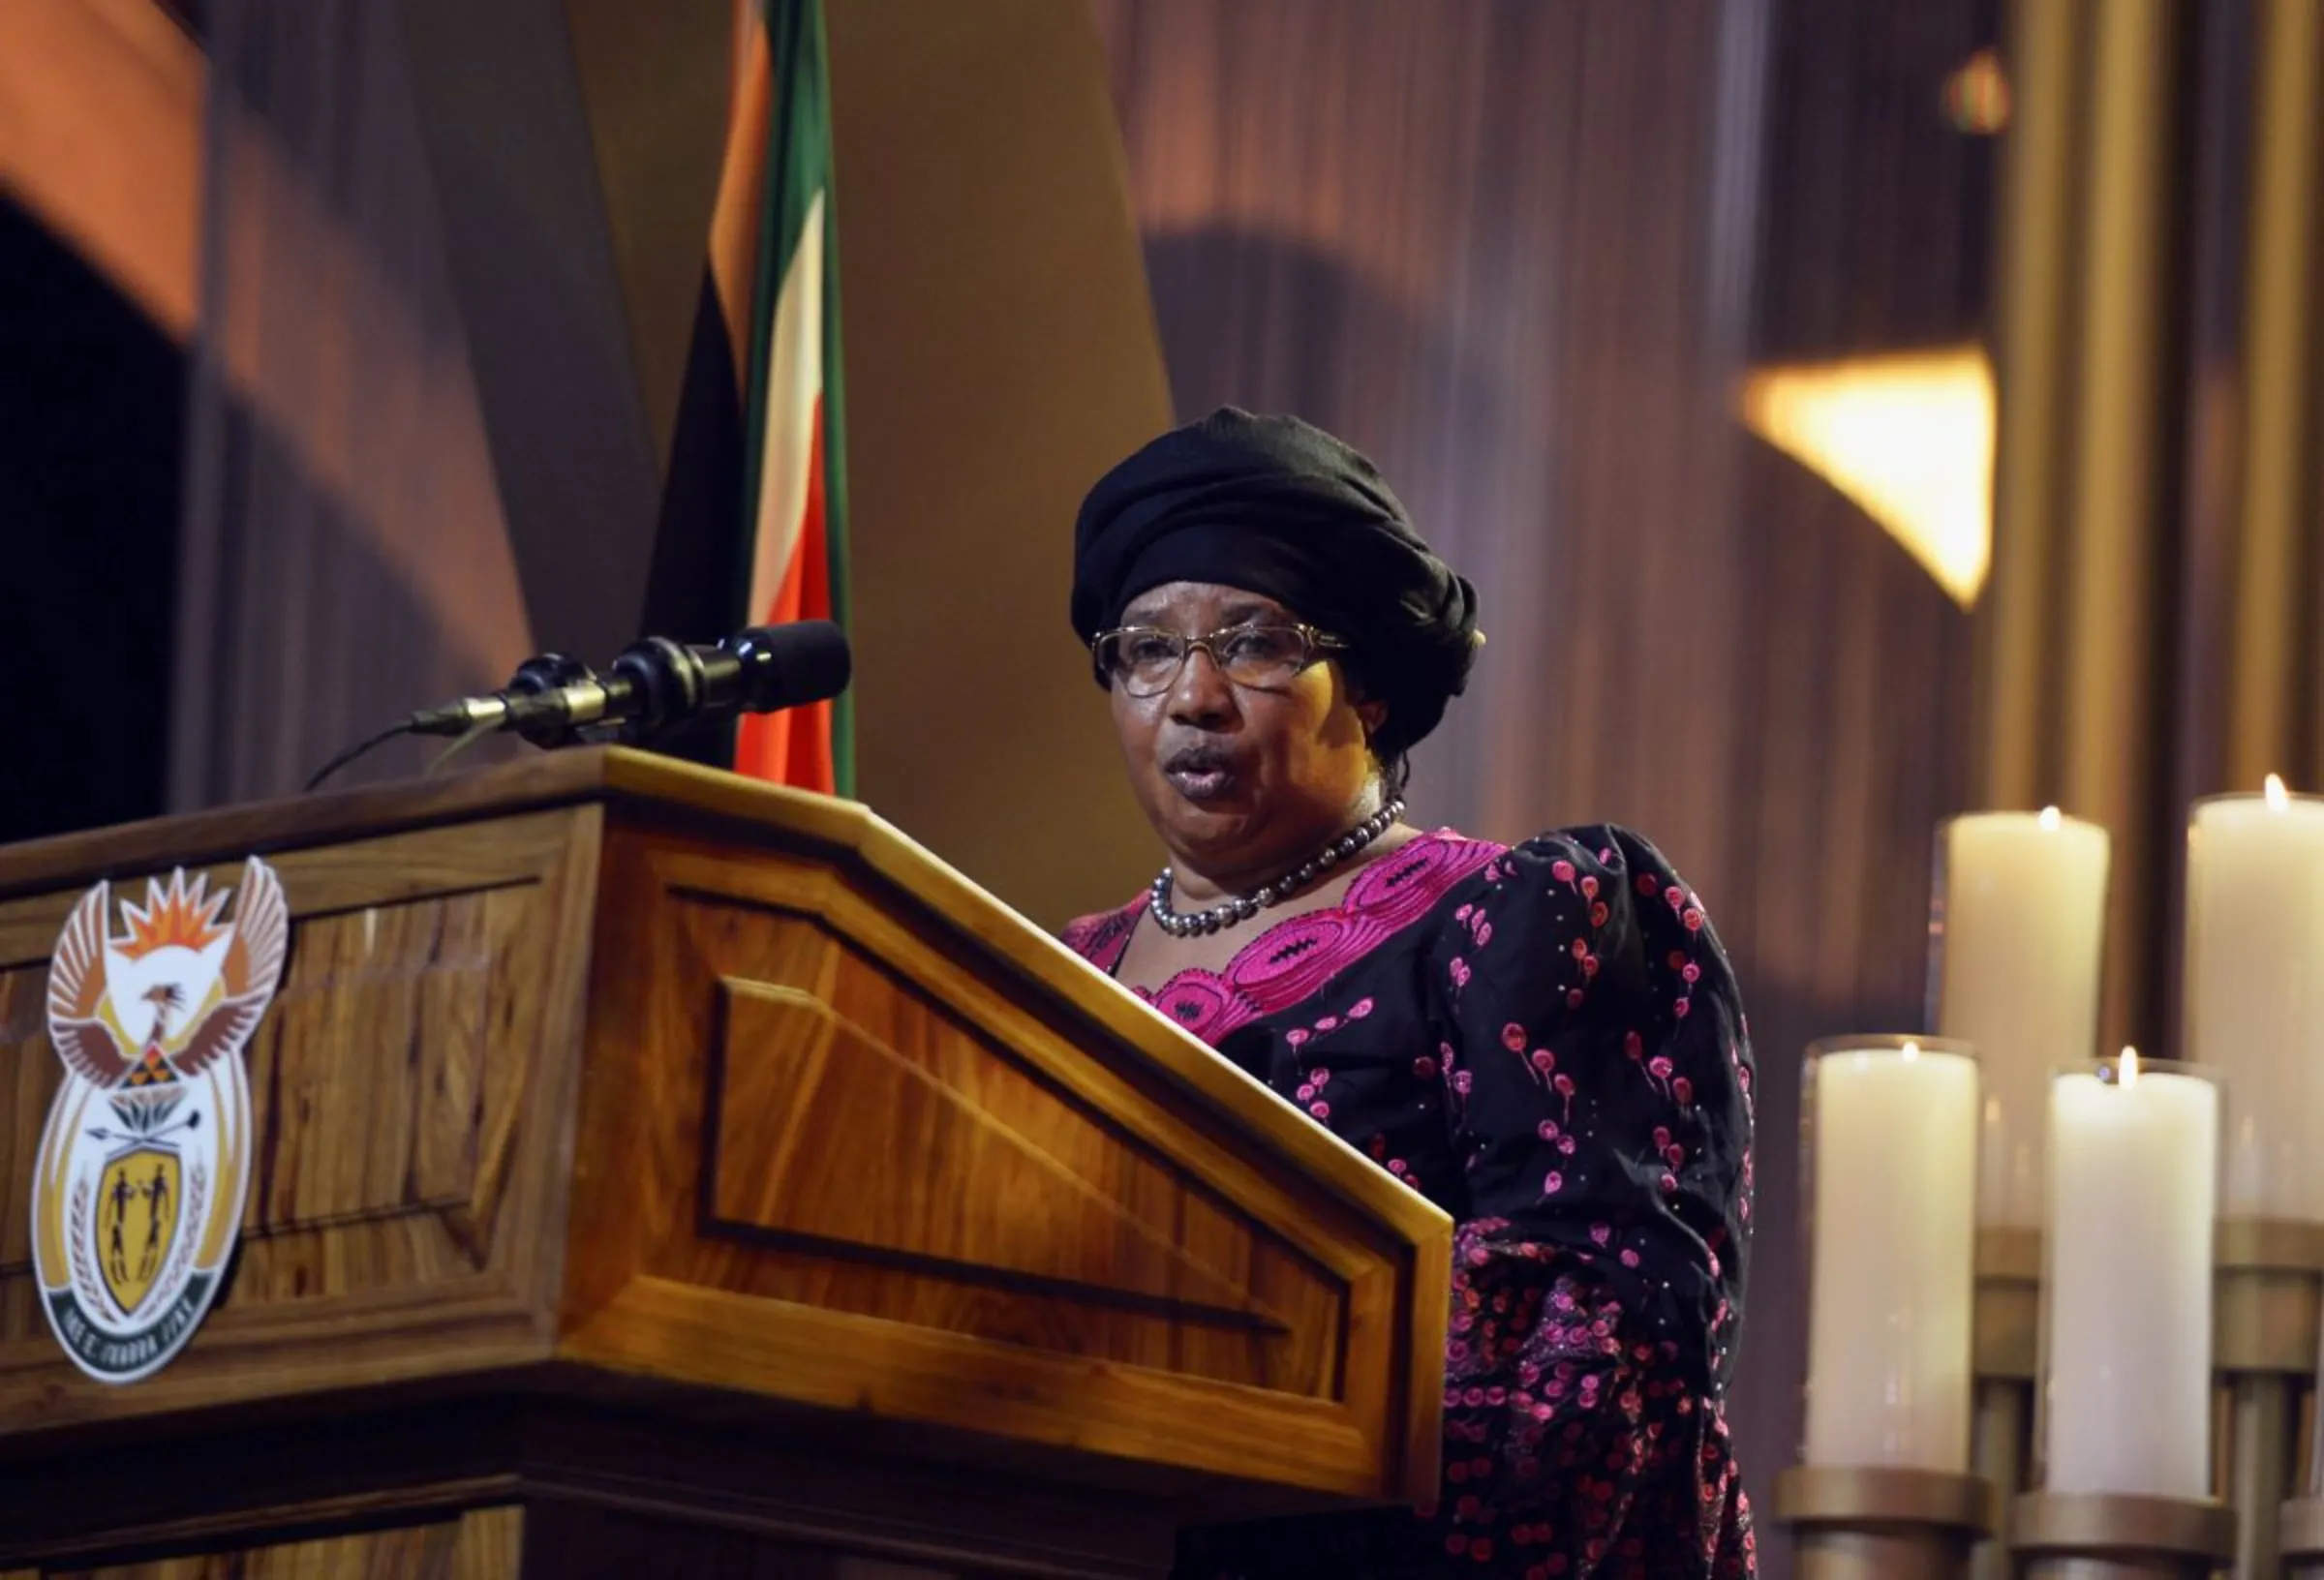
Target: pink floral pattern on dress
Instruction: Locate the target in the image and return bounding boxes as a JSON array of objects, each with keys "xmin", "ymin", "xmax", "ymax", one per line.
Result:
[
  {"xmin": 1065, "ymin": 831, "xmax": 1505, "ymax": 1043},
  {"xmin": 1065, "ymin": 826, "xmax": 1756, "ymax": 1579}
]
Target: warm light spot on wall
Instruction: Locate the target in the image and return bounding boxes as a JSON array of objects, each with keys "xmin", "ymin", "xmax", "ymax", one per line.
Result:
[
  {"xmin": 1739, "ymin": 345, "xmax": 1995, "ymax": 608},
  {"xmin": 1942, "ymin": 48, "xmax": 2011, "ymax": 136}
]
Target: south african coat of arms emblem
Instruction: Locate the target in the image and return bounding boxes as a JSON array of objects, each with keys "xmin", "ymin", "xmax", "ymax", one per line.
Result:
[{"xmin": 30, "ymin": 860, "xmax": 286, "ymax": 1382}]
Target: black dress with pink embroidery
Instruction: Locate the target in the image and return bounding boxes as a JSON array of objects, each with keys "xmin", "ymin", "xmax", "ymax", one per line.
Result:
[{"xmin": 1062, "ymin": 826, "xmax": 1757, "ymax": 1580}]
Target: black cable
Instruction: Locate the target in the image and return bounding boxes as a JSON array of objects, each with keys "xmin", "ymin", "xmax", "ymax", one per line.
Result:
[
  {"xmin": 425, "ymin": 719, "xmax": 500, "ymax": 777},
  {"xmin": 302, "ymin": 720, "xmax": 415, "ymax": 793}
]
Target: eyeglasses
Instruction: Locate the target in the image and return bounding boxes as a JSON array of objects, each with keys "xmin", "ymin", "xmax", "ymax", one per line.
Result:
[{"xmin": 1089, "ymin": 623, "xmax": 1347, "ymax": 697}]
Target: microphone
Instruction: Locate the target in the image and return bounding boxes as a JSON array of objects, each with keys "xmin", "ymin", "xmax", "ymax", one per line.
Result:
[{"xmin": 409, "ymin": 622, "xmax": 852, "ymax": 744}]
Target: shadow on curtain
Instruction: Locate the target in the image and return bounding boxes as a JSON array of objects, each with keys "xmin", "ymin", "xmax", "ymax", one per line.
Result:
[{"xmin": 169, "ymin": 0, "xmax": 532, "ymax": 807}]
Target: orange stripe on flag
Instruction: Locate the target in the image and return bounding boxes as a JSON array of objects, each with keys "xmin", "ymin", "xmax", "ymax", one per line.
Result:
[{"xmin": 734, "ymin": 397, "xmax": 835, "ymax": 792}]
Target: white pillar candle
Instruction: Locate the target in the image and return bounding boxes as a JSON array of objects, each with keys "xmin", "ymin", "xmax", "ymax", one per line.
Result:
[
  {"xmin": 1803, "ymin": 1037, "xmax": 1980, "ymax": 1470},
  {"xmin": 2041, "ymin": 1051, "xmax": 2217, "ymax": 1497},
  {"xmin": 2186, "ymin": 777, "xmax": 2324, "ymax": 1218},
  {"xmin": 1933, "ymin": 809, "xmax": 2110, "ymax": 1227}
]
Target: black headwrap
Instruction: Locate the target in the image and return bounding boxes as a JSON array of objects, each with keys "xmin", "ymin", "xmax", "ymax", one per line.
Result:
[{"xmin": 1070, "ymin": 409, "xmax": 1481, "ymax": 761}]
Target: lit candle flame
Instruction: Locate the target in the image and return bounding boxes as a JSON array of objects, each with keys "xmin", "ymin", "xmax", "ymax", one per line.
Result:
[
  {"xmin": 1901, "ymin": 1040, "xmax": 1920, "ymax": 1062},
  {"xmin": 2120, "ymin": 1045, "xmax": 2140, "ymax": 1087},
  {"xmin": 2266, "ymin": 774, "xmax": 2291, "ymax": 810},
  {"xmin": 2038, "ymin": 805, "xmax": 2063, "ymax": 831}
]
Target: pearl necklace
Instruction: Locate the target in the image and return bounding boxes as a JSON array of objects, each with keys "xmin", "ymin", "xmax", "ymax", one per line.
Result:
[{"xmin": 1147, "ymin": 798, "xmax": 1407, "ymax": 938}]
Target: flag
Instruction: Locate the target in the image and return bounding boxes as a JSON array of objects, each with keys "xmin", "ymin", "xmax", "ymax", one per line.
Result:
[{"xmin": 712, "ymin": 0, "xmax": 850, "ymax": 795}]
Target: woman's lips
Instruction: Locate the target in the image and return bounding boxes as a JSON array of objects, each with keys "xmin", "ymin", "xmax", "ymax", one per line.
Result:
[
  {"xmin": 1166, "ymin": 765, "xmax": 1236, "ymax": 801},
  {"xmin": 1162, "ymin": 748, "xmax": 1239, "ymax": 802}
]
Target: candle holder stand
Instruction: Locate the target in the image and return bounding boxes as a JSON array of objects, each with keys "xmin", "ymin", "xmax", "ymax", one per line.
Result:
[
  {"xmin": 2216, "ymin": 1218, "xmax": 2324, "ymax": 1580},
  {"xmin": 2009, "ymin": 1492, "xmax": 2235, "ymax": 1580},
  {"xmin": 2278, "ymin": 1496, "xmax": 2324, "ymax": 1576},
  {"xmin": 1972, "ymin": 1228, "xmax": 2042, "ymax": 1580},
  {"xmin": 1775, "ymin": 1466, "xmax": 1997, "ymax": 1580}
]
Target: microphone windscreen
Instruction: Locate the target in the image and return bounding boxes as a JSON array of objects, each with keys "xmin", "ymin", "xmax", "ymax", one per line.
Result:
[{"xmin": 730, "ymin": 621, "xmax": 852, "ymax": 713}]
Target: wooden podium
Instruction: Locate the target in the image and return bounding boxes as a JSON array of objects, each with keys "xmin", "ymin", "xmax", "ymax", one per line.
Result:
[{"xmin": 0, "ymin": 749, "xmax": 1448, "ymax": 1577}]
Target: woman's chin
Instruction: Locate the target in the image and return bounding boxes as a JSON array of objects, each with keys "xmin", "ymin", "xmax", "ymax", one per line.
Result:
[
  {"xmin": 1165, "ymin": 805, "xmax": 1250, "ymax": 845},
  {"xmin": 1157, "ymin": 800, "xmax": 1264, "ymax": 862}
]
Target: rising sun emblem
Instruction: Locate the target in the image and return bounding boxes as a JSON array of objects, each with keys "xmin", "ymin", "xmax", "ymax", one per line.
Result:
[{"xmin": 31, "ymin": 860, "xmax": 287, "ymax": 1382}]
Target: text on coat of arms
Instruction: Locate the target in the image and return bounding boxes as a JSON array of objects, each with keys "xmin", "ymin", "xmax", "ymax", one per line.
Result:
[{"xmin": 31, "ymin": 860, "xmax": 286, "ymax": 1383}]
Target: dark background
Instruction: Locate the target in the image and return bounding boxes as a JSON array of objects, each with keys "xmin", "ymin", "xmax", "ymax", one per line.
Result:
[{"xmin": 0, "ymin": 194, "xmax": 183, "ymax": 844}]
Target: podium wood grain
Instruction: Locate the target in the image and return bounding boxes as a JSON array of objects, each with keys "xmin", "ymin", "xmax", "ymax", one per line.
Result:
[{"xmin": 0, "ymin": 749, "xmax": 1448, "ymax": 1576}]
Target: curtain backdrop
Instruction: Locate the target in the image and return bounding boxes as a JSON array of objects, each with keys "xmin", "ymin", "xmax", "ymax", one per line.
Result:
[
  {"xmin": 169, "ymin": 0, "xmax": 532, "ymax": 807},
  {"xmin": 1091, "ymin": 0, "xmax": 1997, "ymax": 1557},
  {"xmin": 165, "ymin": 0, "xmax": 1172, "ymax": 935}
]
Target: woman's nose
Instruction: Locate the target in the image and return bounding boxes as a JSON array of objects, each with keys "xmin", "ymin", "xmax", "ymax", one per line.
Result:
[{"xmin": 1167, "ymin": 644, "xmax": 1236, "ymax": 726}]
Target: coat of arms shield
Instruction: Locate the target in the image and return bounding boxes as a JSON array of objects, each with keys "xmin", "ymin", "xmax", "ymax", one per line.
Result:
[{"xmin": 30, "ymin": 859, "xmax": 286, "ymax": 1383}]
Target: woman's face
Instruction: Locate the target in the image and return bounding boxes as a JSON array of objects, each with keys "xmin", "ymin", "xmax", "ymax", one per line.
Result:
[{"xmin": 1107, "ymin": 580, "xmax": 1387, "ymax": 892}]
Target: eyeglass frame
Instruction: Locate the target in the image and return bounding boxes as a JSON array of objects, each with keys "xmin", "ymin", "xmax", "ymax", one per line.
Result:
[{"xmin": 1087, "ymin": 621, "xmax": 1351, "ymax": 696}]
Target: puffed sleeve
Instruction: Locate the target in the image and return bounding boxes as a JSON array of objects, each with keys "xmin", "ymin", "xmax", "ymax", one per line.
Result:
[{"xmin": 1419, "ymin": 825, "xmax": 1755, "ymax": 1574}]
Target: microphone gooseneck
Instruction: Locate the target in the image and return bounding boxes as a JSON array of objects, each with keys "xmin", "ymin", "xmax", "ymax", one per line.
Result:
[
  {"xmin": 306, "ymin": 622, "xmax": 852, "ymax": 792},
  {"xmin": 405, "ymin": 652, "xmax": 600, "ymax": 745}
]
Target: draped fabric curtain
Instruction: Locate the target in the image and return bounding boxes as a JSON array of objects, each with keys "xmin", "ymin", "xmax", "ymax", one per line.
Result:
[
  {"xmin": 1092, "ymin": 0, "xmax": 1996, "ymax": 1545},
  {"xmin": 168, "ymin": 0, "xmax": 1173, "ymax": 927},
  {"xmin": 169, "ymin": 0, "xmax": 532, "ymax": 808}
]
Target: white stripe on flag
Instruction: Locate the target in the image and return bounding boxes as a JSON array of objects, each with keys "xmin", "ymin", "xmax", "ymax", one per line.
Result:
[{"xmin": 747, "ymin": 189, "xmax": 825, "ymax": 623}]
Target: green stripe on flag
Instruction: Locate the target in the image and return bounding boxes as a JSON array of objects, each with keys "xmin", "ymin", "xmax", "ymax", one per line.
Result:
[
  {"xmin": 738, "ymin": 0, "xmax": 851, "ymax": 796},
  {"xmin": 820, "ymin": 57, "xmax": 852, "ymax": 801}
]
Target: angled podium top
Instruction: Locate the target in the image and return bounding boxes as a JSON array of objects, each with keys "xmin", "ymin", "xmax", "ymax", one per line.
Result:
[{"xmin": 0, "ymin": 747, "xmax": 1449, "ymax": 1557}]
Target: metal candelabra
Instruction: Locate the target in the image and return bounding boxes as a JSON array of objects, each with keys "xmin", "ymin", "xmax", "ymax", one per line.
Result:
[
  {"xmin": 1971, "ymin": 1226, "xmax": 2041, "ymax": 1580},
  {"xmin": 2215, "ymin": 1219, "xmax": 2324, "ymax": 1580},
  {"xmin": 1774, "ymin": 1466, "xmax": 1998, "ymax": 1580}
]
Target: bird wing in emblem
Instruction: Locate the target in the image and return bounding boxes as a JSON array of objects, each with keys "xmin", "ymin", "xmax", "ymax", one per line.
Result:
[
  {"xmin": 46, "ymin": 883, "xmax": 135, "ymax": 1084},
  {"xmin": 52, "ymin": 1018, "xmax": 137, "ymax": 1086},
  {"xmin": 220, "ymin": 858, "xmax": 289, "ymax": 1000},
  {"xmin": 172, "ymin": 860, "xmax": 288, "ymax": 1079},
  {"xmin": 171, "ymin": 989, "xmax": 272, "ymax": 1078}
]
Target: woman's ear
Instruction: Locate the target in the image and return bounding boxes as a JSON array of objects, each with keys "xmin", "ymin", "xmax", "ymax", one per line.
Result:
[{"xmin": 1339, "ymin": 664, "xmax": 1390, "ymax": 743}]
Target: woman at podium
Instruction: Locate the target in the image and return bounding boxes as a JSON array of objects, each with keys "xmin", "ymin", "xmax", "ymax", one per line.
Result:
[{"xmin": 1062, "ymin": 410, "xmax": 1757, "ymax": 1580}]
